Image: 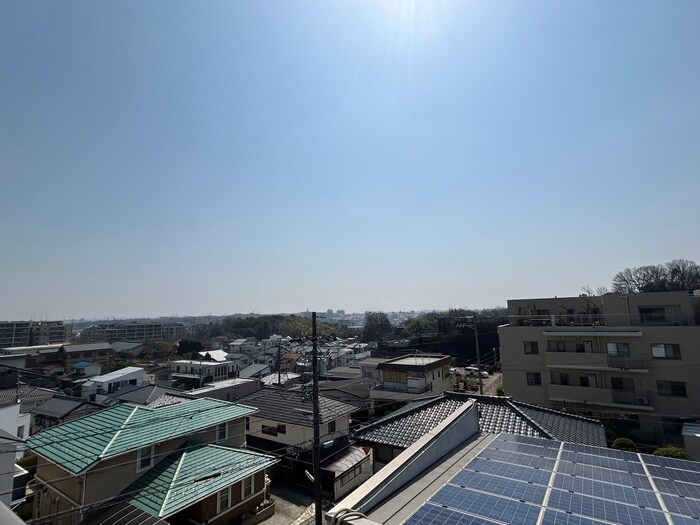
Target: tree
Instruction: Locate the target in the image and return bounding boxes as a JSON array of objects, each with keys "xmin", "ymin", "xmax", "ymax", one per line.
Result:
[
  {"xmin": 611, "ymin": 437, "xmax": 639, "ymax": 452},
  {"xmin": 666, "ymin": 259, "xmax": 700, "ymax": 292},
  {"xmin": 611, "ymin": 259, "xmax": 700, "ymax": 294},
  {"xmin": 362, "ymin": 311, "xmax": 393, "ymax": 342},
  {"xmin": 653, "ymin": 445, "xmax": 692, "ymax": 460}
]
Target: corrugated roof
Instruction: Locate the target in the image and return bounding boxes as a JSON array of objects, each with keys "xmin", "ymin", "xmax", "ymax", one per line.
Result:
[
  {"xmin": 81, "ymin": 502, "xmax": 168, "ymax": 525},
  {"xmin": 28, "ymin": 398, "xmax": 257, "ymax": 474},
  {"xmin": 64, "ymin": 343, "xmax": 112, "ymax": 353},
  {"xmin": 238, "ymin": 387, "xmax": 356, "ymax": 426},
  {"xmin": 239, "ymin": 364, "xmax": 270, "ymax": 378},
  {"xmin": 30, "ymin": 395, "xmax": 89, "ymax": 418},
  {"xmin": 125, "ymin": 443, "xmax": 277, "ymax": 518},
  {"xmin": 353, "ymin": 393, "xmax": 606, "ymax": 449}
]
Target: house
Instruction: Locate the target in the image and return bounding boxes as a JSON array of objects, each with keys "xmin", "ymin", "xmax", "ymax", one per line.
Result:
[
  {"xmin": 28, "ymin": 397, "xmax": 277, "ymax": 525},
  {"xmin": 329, "ymin": 412, "xmax": 700, "ymax": 525},
  {"xmin": 81, "ymin": 366, "xmax": 146, "ymax": 402},
  {"xmin": 498, "ymin": 290, "xmax": 700, "ymax": 445},
  {"xmin": 370, "ymin": 354, "xmax": 453, "ymax": 405},
  {"xmin": 239, "ymin": 363, "xmax": 271, "ymax": 379},
  {"xmin": 260, "ymin": 372, "xmax": 302, "ymax": 387},
  {"xmin": 111, "ymin": 341, "xmax": 146, "ymax": 356},
  {"xmin": 0, "ymin": 385, "xmax": 58, "ymax": 449},
  {"xmin": 357, "ymin": 358, "xmax": 389, "ymax": 381},
  {"xmin": 170, "ymin": 359, "xmax": 236, "ymax": 388},
  {"xmin": 71, "ymin": 361, "xmax": 101, "ymax": 377},
  {"xmin": 103, "ymin": 384, "xmax": 195, "ymax": 407},
  {"xmin": 188, "ymin": 378, "xmax": 262, "ymax": 402},
  {"xmin": 30, "ymin": 395, "xmax": 104, "ymax": 434},
  {"xmin": 59, "ymin": 342, "xmax": 113, "ymax": 370},
  {"xmin": 354, "ymin": 392, "xmax": 606, "ymax": 471},
  {"xmin": 237, "ymin": 387, "xmax": 371, "ymax": 500}
]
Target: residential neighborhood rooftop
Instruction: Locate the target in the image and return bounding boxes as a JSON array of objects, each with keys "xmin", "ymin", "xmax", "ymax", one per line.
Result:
[
  {"xmin": 30, "ymin": 395, "xmax": 94, "ymax": 418},
  {"xmin": 28, "ymin": 397, "xmax": 257, "ymax": 474},
  {"xmin": 0, "ymin": 385, "xmax": 57, "ymax": 408}
]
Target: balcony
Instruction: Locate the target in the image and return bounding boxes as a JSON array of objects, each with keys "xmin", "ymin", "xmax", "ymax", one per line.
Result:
[
  {"xmin": 548, "ymin": 384, "xmax": 653, "ymax": 409},
  {"xmin": 370, "ymin": 383, "xmax": 431, "ymax": 402},
  {"xmin": 545, "ymin": 352, "xmax": 647, "ymax": 371}
]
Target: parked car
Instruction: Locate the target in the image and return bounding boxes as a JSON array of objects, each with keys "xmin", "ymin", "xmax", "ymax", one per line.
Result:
[{"xmin": 464, "ymin": 367, "xmax": 489, "ymax": 378}]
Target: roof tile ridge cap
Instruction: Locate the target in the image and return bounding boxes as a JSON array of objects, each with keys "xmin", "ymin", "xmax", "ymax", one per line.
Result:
[
  {"xmin": 506, "ymin": 400, "xmax": 554, "ymax": 440},
  {"xmin": 98, "ymin": 405, "xmax": 140, "ymax": 462},
  {"xmin": 162, "ymin": 449, "xmax": 189, "ymax": 517},
  {"xmin": 355, "ymin": 395, "xmax": 444, "ymax": 432},
  {"xmin": 512, "ymin": 400, "xmax": 602, "ymax": 424}
]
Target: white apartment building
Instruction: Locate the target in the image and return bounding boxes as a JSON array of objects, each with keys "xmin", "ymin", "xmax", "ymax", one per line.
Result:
[{"xmin": 498, "ymin": 290, "xmax": 700, "ymax": 445}]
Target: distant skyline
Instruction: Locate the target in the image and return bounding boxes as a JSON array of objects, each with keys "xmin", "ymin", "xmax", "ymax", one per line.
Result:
[{"xmin": 2, "ymin": 1, "xmax": 698, "ymax": 320}]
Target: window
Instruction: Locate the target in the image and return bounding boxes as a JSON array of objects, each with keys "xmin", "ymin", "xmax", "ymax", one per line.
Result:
[
  {"xmin": 579, "ymin": 376, "xmax": 589, "ymax": 387},
  {"xmin": 523, "ymin": 341, "xmax": 539, "ymax": 355},
  {"xmin": 17, "ymin": 425, "xmax": 24, "ymax": 439},
  {"xmin": 137, "ymin": 445, "xmax": 154, "ymax": 471},
  {"xmin": 575, "ymin": 341, "xmax": 592, "ymax": 353},
  {"xmin": 606, "ymin": 342, "xmax": 630, "ymax": 357},
  {"xmin": 611, "ymin": 377, "xmax": 635, "ymax": 392},
  {"xmin": 383, "ymin": 370, "xmax": 407, "ymax": 384},
  {"xmin": 526, "ymin": 372, "xmax": 541, "ymax": 386},
  {"xmin": 262, "ymin": 425, "xmax": 278, "ymax": 436},
  {"xmin": 277, "ymin": 424, "xmax": 286, "ymax": 434},
  {"xmin": 242, "ymin": 476, "xmax": 254, "ymax": 498},
  {"xmin": 245, "ymin": 417, "xmax": 250, "ymax": 431},
  {"xmin": 651, "ymin": 344, "xmax": 681, "ymax": 359},
  {"xmin": 662, "ymin": 418, "xmax": 683, "ymax": 436},
  {"xmin": 559, "ymin": 374, "xmax": 569, "ymax": 386},
  {"xmin": 657, "ymin": 380, "xmax": 687, "ymax": 397},
  {"xmin": 555, "ymin": 341, "xmax": 566, "ymax": 352},
  {"xmin": 217, "ymin": 422, "xmax": 227, "ymax": 441},
  {"xmin": 217, "ymin": 487, "xmax": 230, "ymax": 512},
  {"xmin": 328, "ymin": 420, "xmax": 336, "ymax": 434},
  {"xmin": 639, "ymin": 307, "xmax": 667, "ymax": 325}
]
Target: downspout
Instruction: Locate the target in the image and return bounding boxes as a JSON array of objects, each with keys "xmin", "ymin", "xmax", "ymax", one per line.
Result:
[{"xmin": 80, "ymin": 473, "xmax": 86, "ymax": 522}]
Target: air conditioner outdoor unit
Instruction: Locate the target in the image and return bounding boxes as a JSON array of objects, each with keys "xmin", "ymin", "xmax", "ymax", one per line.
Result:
[{"xmin": 636, "ymin": 396, "xmax": 649, "ymax": 405}]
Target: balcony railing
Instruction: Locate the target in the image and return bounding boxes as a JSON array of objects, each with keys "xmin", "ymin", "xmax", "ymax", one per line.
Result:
[
  {"xmin": 549, "ymin": 384, "xmax": 652, "ymax": 407},
  {"xmin": 511, "ymin": 314, "xmax": 605, "ymax": 327},
  {"xmin": 545, "ymin": 351, "xmax": 647, "ymax": 370},
  {"xmin": 373, "ymin": 383, "xmax": 431, "ymax": 394}
]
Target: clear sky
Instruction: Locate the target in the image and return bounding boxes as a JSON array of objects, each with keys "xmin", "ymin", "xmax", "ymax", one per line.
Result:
[{"xmin": 1, "ymin": 1, "xmax": 699, "ymax": 320}]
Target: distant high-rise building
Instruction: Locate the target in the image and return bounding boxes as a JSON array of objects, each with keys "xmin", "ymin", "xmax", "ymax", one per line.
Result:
[
  {"xmin": 0, "ymin": 321, "xmax": 70, "ymax": 348},
  {"xmin": 79, "ymin": 321, "xmax": 185, "ymax": 343}
]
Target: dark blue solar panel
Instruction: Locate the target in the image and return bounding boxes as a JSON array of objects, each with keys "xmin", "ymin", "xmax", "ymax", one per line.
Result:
[
  {"xmin": 648, "ymin": 465, "xmax": 700, "ymax": 485},
  {"xmin": 541, "ymin": 509, "xmax": 609, "ymax": 525},
  {"xmin": 643, "ymin": 455, "xmax": 700, "ymax": 473},
  {"xmin": 467, "ymin": 458, "xmax": 552, "ymax": 486},
  {"xmin": 450, "ymin": 470, "xmax": 547, "ymax": 504},
  {"xmin": 478, "ymin": 448, "xmax": 556, "ymax": 470},
  {"xmin": 661, "ymin": 494, "xmax": 700, "ymax": 519},
  {"xmin": 668, "ymin": 515, "xmax": 700, "ymax": 525},
  {"xmin": 548, "ymin": 489, "xmax": 668, "ymax": 525},
  {"xmin": 491, "ymin": 440, "xmax": 560, "ymax": 458},
  {"xmin": 557, "ymin": 460, "xmax": 653, "ymax": 490},
  {"xmin": 430, "ymin": 486, "xmax": 541, "ymax": 525},
  {"xmin": 496, "ymin": 434, "xmax": 561, "ymax": 448},
  {"xmin": 653, "ymin": 477, "xmax": 700, "ymax": 499},
  {"xmin": 563, "ymin": 442, "xmax": 640, "ymax": 461},
  {"xmin": 560, "ymin": 450, "xmax": 646, "ymax": 474},
  {"xmin": 553, "ymin": 474, "xmax": 660, "ymax": 509},
  {"xmin": 403, "ymin": 503, "xmax": 505, "ymax": 525}
]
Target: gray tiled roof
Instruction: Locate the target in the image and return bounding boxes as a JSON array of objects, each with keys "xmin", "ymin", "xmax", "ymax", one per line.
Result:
[
  {"xmin": 108, "ymin": 385, "xmax": 194, "ymax": 406},
  {"xmin": 64, "ymin": 343, "xmax": 112, "ymax": 353},
  {"xmin": 237, "ymin": 387, "xmax": 356, "ymax": 426},
  {"xmin": 0, "ymin": 385, "xmax": 57, "ymax": 408},
  {"xmin": 512, "ymin": 401, "xmax": 607, "ymax": 447},
  {"xmin": 353, "ymin": 393, "xmax": 606, "ymax": 448},
  {"xmin": 30, "ymin": 395, "xmax": 88, "ymax": 418}
]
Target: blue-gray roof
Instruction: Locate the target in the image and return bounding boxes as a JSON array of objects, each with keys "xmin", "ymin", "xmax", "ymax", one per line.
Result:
[{"xmin": 353, "ymin": 393, "xmax": 606, "ymax": 448}]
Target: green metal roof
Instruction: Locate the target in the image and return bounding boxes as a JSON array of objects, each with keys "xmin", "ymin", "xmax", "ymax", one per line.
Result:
[
  {"xmin": 27, "ymin": 398, "xmax": 257, "ymax": 474},
  {"xmin": 125, "ymin": 443, "xmax": 278, "ymax": 518}
]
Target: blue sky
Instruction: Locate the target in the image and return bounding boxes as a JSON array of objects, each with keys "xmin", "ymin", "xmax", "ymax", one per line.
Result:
[{"xmin": 1, "ymin": 1, "xmax": 699, "ymax": 319}]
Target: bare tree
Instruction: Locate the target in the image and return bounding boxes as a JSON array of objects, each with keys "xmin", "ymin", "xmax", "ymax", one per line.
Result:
[{"xmin": 666, "ymin": 259, "xmax": 700, "ymax": 292}]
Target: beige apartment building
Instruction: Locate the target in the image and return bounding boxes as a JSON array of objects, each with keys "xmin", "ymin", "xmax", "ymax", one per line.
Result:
[{"xmin": 498, "ymin": 290, "xmax": 700, "ymax": 445}]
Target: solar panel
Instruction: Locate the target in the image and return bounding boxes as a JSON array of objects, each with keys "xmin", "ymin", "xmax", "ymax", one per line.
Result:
[
  {"xmin": 653, "ymin": 476, "xmax": 700, "ymax": 499},
  {"xmin": 491, "ymin": 440, "xmax": 560, "ymax": 458},
  {"xmin": 644, "ymin": 455, "xmax": 700, "ymax": 473},
  {"xmin": 559, "ymin": 450, "xmax": 646, "ymax": 474},
  {"xmin": 450, "ymin": 470, "xmax": 547, "ymax": 504},
  {"xmin": 563, "ymin": 442, "xmax": 640, "ymax": 461},
  {"xmin": 661, "ymin": 493, "xmax": 700, "ymax": 519},
  {"xmin": 430, "ymin": 486, "xmax": 541, "ymax": 525},
  {"xmin": 467, "ymin": 457, "xmax": 553, "ymax": 486},
  {"xmin": 553, "ymin": 474, "xmax": 661, "ymax": 509},
  {"xmin": 541, "ymin": 509, "xmax": 609, "ymax": 525},
  {"xmin": 478, "ymin": 448, "xmax": 556, "ymax": 470},
  {"xmin": 403, "ymin": 503, "xmax": 507, "ymax": 525},
  {"xmin": 648, "ymin": 465, "xmax": 700, "ymax": 485},
  {"xmin": 557, "ymin": 460, "xmax": 653, "ymax": 490},
  {"xmin": 547, "ymin": 489, "xmax": 668, "ymax": 525}
]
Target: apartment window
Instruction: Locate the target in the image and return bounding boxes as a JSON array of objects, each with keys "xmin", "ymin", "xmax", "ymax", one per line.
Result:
[
  {"xmin": 579, "ymin": 376, "xmax": 589, "ymax": 387},
  {"xmin": 606, "ymin": 342, "xmax": 630, "ymax": 357},
  {"xmin": 526, "ymin": 372, "xmax": 542, "ymax": 386},
  {"xmin": 575, "ymin": 342, "xmax": 592, "ymax": 353},
  {"xmin": 559, "ymin": 374, "xmax": 569, "ymax": 386},
  {"xmin": 383, "ymin": 370, "xmax": 407, "ymax": 384},
  {"xmin": 657, "ymin": 380, "xmax": 687, "ymax": 397},
  {"xmin": 262, "ymin": 425, "xmax": 278, "ymax": 436},
  {"xmin": 555, "ymin": 341, "xmax": 566, "ymax": 352},
  {"xmin": 245, "ymin": 417, "xmax": 250, "ymax": 431},
  {"xmin": 217, "ymin": 487, "xmax": 230, "ymax": 512},
  {"xmin": 639, "ymin": 307, "xmax": 667, "ymax": 325},
  {"xmin": 651, "ymin": 344, "xmax": 681, "ymax": 359},
  {"xmin": 328, "ymin": 420, "xmax": 336, "ymax": 434},
  {"xmin": 17, "ymin": 426, "xmax": 24, "ymax": 439},
  {"xmin": 242, "ymin": 476, "xmax": 254, "ymax": 498},
  {"xmin": 610, "ymin": 377, "xmax": 635, "ymax": 392},
  {"xmin": 523, "ymin": 341, "xmax": 539, "ymax": 355},
  {"xmin": 137, "ymin": 445, "xmax": 154, "ymax": 471},
  {"xmin": 217, "ymin": 422, "xmax": 227, "ymax": 441}
]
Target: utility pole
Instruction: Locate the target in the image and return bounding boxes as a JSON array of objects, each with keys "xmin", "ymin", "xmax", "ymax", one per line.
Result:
[
  {"xmin": 473, "ymin": 320, "xmax": 483, "ymax": 395},
  {"xmin": 311, "ymin": 312, "xmax": 322, "ymax": 525}
]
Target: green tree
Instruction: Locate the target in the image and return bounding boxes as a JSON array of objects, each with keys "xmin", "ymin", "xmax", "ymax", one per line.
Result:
[
  {"xmin": 362, "ymin": 311, "xmax": 393, "ymax": 342},
  {"xmin": 611, "ymin": 437, "xmax": 639, "ymax": 452},
  {"xmin": 653, "ymin": 445, "xmax": 692, "ymax": 460}
]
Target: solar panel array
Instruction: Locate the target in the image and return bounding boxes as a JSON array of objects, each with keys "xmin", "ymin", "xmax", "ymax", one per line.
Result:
[{"xmin": 404, "ymin": 433, "xmax": 700, "ymax": 525}]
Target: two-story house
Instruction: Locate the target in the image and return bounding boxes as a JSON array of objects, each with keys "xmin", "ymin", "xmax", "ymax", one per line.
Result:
[
  {"xmin": 28, "ymin": 397, "xmax": 277, "ymax": 525},
  {"xmin": 237, "ymin": 387, "xmax": 371, "ymax": 501},
  {"xmin": 369, "ymin": 354, "xmax": 453, "ymax": 407}
]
